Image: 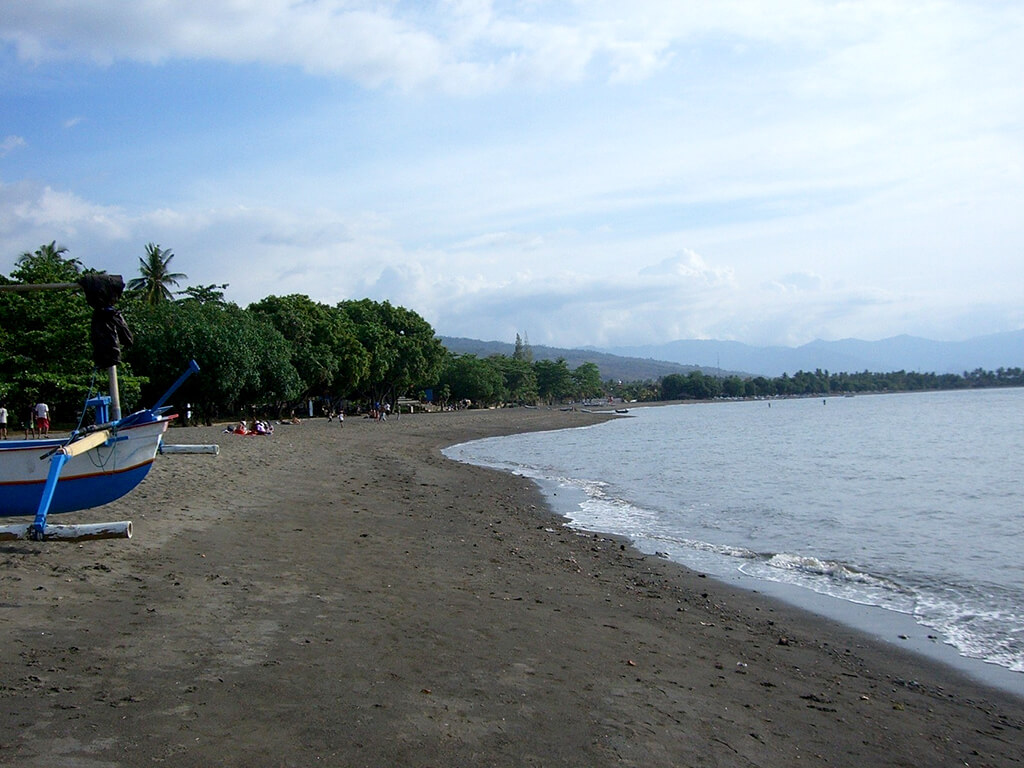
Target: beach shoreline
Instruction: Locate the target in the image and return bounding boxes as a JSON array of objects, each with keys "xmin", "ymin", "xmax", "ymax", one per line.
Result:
[
  {"xmin": 512, "ymin": 452, "xmax": 1024, "ymax": 700},
  {"xmin": 1, "ymin": 408, "xmax": 1022, "ymax": 767}
]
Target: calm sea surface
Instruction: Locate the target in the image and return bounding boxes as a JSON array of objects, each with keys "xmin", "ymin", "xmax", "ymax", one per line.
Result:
[{"xmin": 444, "ymin": 388, "xmax": 1024, "ymax": 694}]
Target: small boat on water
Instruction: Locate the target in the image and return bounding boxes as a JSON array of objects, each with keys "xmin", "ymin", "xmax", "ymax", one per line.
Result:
[{"xmin": 0, "ymin": 275, "xmax": 198, "ymax": 541}]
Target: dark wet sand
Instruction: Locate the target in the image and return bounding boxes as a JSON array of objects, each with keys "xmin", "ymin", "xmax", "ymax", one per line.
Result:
[{"xmin": 1, "ymin": 408, "xmax": 1022, "ymax": 767}]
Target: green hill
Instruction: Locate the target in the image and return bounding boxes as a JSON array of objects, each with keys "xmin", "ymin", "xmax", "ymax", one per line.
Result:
[{"xmin": 439, "ymin": 336, "xmax": 721, "ymax": 382}]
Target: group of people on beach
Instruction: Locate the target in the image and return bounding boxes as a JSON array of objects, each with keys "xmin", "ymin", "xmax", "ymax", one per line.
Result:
[
  {"xmin": 219, "ymin": 401, "xmax": 395, "ymax": 435},
  {"xmin": 224, "ymin": 418, "xmax": 274, "ymax": 436},
  {"xmin": 0, "ymin": 401, "xmax": 50, "ymax": 439}
]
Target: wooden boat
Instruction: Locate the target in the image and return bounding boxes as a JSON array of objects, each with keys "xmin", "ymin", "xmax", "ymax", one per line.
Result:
[
  {"xmin": 0, "ymin": 275, "xmax": 198, "ymax": 541},
  {"xmin": 0, "ymin": 411, "xmax": 171, "ymax": 519}
]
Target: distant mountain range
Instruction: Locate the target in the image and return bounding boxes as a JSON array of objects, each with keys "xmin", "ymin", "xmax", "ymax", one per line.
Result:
[
  {"xmin": 439, "ymin": 337, "xmax": 707, "ymax": 382},
  {"xmin": 601, "ymin": 330, "xmax": 1024, "ymax": 377},
  {"xmin": 441, "ymin": 329, "xmax": 1024, "ymax": 381}
]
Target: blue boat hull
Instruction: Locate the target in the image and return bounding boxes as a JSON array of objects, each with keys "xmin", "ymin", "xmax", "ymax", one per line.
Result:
[
  {"xmin": 1, "ymin": 461, "xmax": 155, "ymax": 516},
  {"xmin": 0, "ymin": 416, "xmax": 169, "ymax": 518}
]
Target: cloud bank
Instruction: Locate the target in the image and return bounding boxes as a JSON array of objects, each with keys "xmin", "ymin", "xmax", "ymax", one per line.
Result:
[{"xmin": 1, "ymin": 1, "xmax": 1022, "ymax": 347}]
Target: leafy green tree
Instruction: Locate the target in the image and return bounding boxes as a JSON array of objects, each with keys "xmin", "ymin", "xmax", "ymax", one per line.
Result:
[
  {"xmin": 691, "ymin": 370, "xmax": 721, "ymax": 399},
  {"xmin": 180, "ymin": 283, "xmax": 230, "ymax": 304},
  {"xmin": 127, "ymin": 243, "xmax": 187, "ymax": 305},
  {"xmin": 721, "ymin": 375, "xmax": 746, "ymax": 398},
  {"xmin": 127, "ymin": 299, "xmax": 300, "ymax": 423},
  {"xmin": 571, "ymin": 361, "xmax": 604, "ymax": 400},
  {"xmin": 437, "ymin": 383, "xmax": 451, "ymax": 408},
  {"xmin": 249, "ymin": 294, "xmax": 369, "ymax": 400},
  {"xmin": 747, "ymin": 376, "xmax": 772, "ymax": 397},
  {"xmin": 439, "ymin": 353, "xmax": 505, "ymax": 406},
  {"xmin": 534, "ymin": 358, "xmax": 574, "ymax": 404},
  {"xmin": 338, "ymin": 299, "xmax": 446, "ymax": 406},
  {"xmin": 660, "ymin": 373, "xmax": 687, "ymax": 400},
  {"xmin": 791, "ymin": 369, "xmax": 829, "ymax": 394},
  {"xmin": 491, "ymin": 354, "xmax": 538, "ymax": 404},
  {"xmin": 774, "ymin": 372, "xmax": 796, "ymax": 395},
  {"xmin": 661, "ymin": 370, "xmax": 719, "ymax": 400},
  {"xmin": 16, "ymin": 241, "xmax": 80, "ymax": 280}
]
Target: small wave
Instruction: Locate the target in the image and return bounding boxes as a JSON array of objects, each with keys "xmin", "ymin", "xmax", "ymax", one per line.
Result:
[
  {"xmin": 914, "ymin": 586, "xmax": 1024, "ymax": 672},
  {"xmin": 673, "ymin": 536, "xmax": 759, "ymax": 561},
  {"xmin": 738, "ymin": 553, "xmax": 917, "ymax": 615},
  {"xmin": 765, "ymin": 553, "xmax": 890, "ymax": 585}
]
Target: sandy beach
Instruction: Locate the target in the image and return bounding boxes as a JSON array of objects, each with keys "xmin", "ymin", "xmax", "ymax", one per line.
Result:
[{"xmin": 1, "ymin": 408, "xmax": 1022, "ymax": 767}]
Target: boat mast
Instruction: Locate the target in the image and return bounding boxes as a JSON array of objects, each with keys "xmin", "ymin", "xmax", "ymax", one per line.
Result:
[{"xmin": 107, "ymin": 365, "xmax": 122, "ymax": 420}]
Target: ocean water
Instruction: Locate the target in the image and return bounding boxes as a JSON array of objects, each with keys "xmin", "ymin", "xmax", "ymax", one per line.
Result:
[{"xmin": 444, "ymin": 389, "xmax": 1024, "ymax": 695}]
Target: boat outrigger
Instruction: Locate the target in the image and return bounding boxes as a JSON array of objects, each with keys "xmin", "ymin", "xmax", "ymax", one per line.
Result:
[{"xmin": 0, "ymin": 275, "xmax": 199, "ymax": 542}]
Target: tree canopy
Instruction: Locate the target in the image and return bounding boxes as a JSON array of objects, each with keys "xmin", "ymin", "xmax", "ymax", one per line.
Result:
[
  {"xmin": 248, "ymin": 294, "xmax": 369, "ymax": 401},
  {"xmin": 337, "ymin": 298, "xmax": 447, "ymax": 406},
  {"xmin": 126, "ymin": 297, "xmax": 302, "ymax": 424}
]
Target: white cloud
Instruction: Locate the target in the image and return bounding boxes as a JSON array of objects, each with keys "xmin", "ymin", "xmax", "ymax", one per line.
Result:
[
  {"xmin": 0, "ymin": 135, "xmax": 26, "ymax": 157},
  {"xmin": 0, "ymin": 181, "xmax": 129, "ymax": 240},
  {"xmin": 639, "ymin": 250, "xmax": 733, "ymax": 286},
  {"xmin": 1, "ymin": 1, "xmax": 984, "ymax": 94},
  {"xmin": 767, "ymin": 272, "xmax": 825, "ymax": 294}
]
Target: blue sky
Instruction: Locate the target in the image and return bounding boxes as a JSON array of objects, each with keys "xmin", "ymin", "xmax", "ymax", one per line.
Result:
[{"xmin": 2, "ymin": 1, "xmax": 1022, "ymax": 349}]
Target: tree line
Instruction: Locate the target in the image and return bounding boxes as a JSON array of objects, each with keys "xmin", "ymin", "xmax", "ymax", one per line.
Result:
[
  {"xmin": 1, "ymin": 243, "xmax": 1020, "ymax": 428},
  {"xmin": 0, "ymin": 245, "xmax": 603, "ymax": 426},
  {"xmin": 632, "ymin": 366, "xmax": 1024, "ymax": 402}
]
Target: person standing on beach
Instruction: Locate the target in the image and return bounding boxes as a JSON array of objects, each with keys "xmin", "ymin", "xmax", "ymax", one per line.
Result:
[
  {"xmin": 24, "ymin": 405, "xmax": 37, "ymax": 439},
  {"xmin": 0, "ymin": 403, "xmax": 7, "ymax": 439},
  {"xmin": 35, "ymin": 401, "xmax": 50, "ymax": 437},
  {"xmin": 337, "ymin": 409, "xmax": 344, "ymax": 428}
]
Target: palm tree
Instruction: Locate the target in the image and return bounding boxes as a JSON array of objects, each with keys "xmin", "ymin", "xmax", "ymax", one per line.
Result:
[
  {"xmin": 127, "ymin": 243, "xmax": 187, "ymax": 305},
  {"xmin": 14, "ymin": 241, "xmax": 83, "ymax": 282},
  {"xmin": 18, "ymin": 240, "xmax": 69, "ymax": 263}
]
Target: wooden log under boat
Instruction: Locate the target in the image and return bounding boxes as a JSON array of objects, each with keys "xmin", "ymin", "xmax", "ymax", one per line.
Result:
[
  {"xmin": 158, "ymin": 444, "xmax": 220, "ymax": 455},
  {"xmin": 0, "ymin": 520, "xmax": 132, "ymax": 542}
]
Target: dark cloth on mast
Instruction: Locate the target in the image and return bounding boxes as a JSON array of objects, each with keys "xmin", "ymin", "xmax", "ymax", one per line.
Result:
[{"xmin": 78, "ymin": 274, "xmax": 133, "ymax": 368}]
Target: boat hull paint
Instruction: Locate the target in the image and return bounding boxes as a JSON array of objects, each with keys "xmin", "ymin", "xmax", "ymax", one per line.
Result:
[{"xmin": 0, "ymin": 418, "xmax": 169, "ymax": 518}]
